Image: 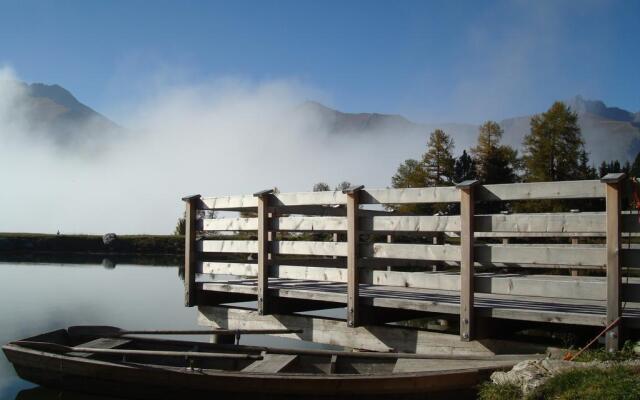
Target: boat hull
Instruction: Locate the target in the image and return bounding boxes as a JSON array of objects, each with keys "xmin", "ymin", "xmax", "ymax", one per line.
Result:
[{"xmin": 4, "ymin": 344, "xmax": 484, "ymax": 399}]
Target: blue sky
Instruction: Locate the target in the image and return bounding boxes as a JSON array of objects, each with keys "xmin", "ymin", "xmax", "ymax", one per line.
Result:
[{"xmin": 0, "ymin": 0, "xmax": 638, "ymax": 123}]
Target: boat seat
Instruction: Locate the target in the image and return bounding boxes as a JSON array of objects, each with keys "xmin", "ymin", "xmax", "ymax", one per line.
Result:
[
  {"xmin": 241, "ymin": 354, "xmax": 298, "ymax": 373},
  {"xmin": 68, "ymin": 337, "xmax": 132, "ymax": 358}
]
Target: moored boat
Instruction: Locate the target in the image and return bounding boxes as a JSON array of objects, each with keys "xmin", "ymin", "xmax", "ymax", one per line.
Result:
[{"xmin": 3, "ymin": 326, "xmax": 536, "ymax": 399}]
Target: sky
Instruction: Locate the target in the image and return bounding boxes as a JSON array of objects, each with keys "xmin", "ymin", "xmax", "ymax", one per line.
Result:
[
  {"xmin": 1, "ymin": 0, "xmax": 640, "ymax": 234},
  {"xmin": 0, "ymin": 0, "xmax": 638, "ymax": 124}
]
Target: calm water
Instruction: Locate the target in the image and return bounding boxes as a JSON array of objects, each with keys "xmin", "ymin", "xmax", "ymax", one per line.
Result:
[{"xmin": 0, "ymin": 261, "xmax": 324, "ymax": 399}]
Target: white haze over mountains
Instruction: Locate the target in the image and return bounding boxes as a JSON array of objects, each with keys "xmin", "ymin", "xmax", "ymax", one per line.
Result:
[
  {"xmin": 1, "ymin": 65, "xmax": 639, "ymax": 234},
  {"xmin": 0, "ymin": 67, "xmax": 427, "ymax": 234}
]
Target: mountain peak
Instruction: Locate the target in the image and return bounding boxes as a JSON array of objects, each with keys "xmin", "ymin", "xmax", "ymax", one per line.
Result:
[{"xmin": 568, "ymin": 95, "xmax": 638, "ymax": 126}]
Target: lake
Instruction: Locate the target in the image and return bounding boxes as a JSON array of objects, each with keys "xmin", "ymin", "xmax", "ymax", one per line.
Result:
[{"xmin": 0, "ymin": 261, "xmax": 329, "ymax": 399}]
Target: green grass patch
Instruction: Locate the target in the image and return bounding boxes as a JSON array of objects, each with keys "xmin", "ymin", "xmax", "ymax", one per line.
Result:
[
  {"xmin": 478, "ymin": 365, "xmax": 640, "ymax": 400},
  {"xmin": 528, "ymin": 365, "xmax": 640, "ymax": 400},
  {"xmin": 478, "ymin": 382, "xmax": 523, "ymax": 400}
]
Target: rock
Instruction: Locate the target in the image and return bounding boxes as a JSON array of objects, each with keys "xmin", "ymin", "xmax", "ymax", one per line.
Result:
[
  {"xmin": 102, "ymin": 233, "xmax": 117, "ymax": 246},
  {"xmin": 491, "ymin": 359, "xmax": 588, "ymax": 395}
]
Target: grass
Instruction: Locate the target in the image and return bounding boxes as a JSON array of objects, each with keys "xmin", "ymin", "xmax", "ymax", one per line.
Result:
[
  {"xmin": 478, "ymin": 382, "xmax": 522, "ymax": 400},
  {"xmin": 571, "ymin": 340, "xmax": 638, "ymax": 362},
  {"xmin": 528, "ymin": 366, "xmax": 640, "ymax": 400},
  {"xmin": 478, "ymin": 366, "xmax": 640, "ymax": 400},
  {"xmin": 478, "ymin": 342, "xmax": 640, "ymax": 400}
]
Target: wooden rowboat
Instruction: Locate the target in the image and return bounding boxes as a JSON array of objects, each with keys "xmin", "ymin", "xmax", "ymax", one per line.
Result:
[{"xmin": 3, "ymin": 326, "xmax": 533, "ymax": 399}]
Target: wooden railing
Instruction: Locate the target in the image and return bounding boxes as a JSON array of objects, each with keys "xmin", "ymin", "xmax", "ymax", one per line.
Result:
[{"xmin": 183, "ymin": 173, "xmax": 634, "ymax": 351}]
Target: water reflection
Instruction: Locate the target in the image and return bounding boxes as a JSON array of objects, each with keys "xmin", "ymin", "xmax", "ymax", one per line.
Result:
[{"xmin": 0, "ymin": 261, "xmax": 336, "ymax": 400}]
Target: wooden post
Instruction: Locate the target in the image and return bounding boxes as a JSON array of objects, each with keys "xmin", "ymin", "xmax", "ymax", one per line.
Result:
[
  {"xmin": 601, "ymin": 173, "xmax": 625, "ymax": 352},
  {"xmin": 456, "ymin": 180, "xmax": 478, "ymax": 342},
  {"xmin": 254, "ymin": 189, "xmax": 274, "ymax": 315},
  {"xmin": 181, "ymin": 194, "xmax": 201, "ymax": 307},
  {"xmin": 344, "ymin": 185, "xmax": 364, "ymax": 328}
]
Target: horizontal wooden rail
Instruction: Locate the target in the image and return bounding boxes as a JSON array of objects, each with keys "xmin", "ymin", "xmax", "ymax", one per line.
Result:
[
  {"xmin": 198, "ymin": 240, "xmax": 605, "ymax": 266},
  {"xmin": 199, "ymin": 212, "xmax": 640, "ymax": 234},
  {"xmin": 197, "ymin": 262, "xmax": 640, "ymax": 302},
  {"xmin": 477, "ymin": 180, "xmax": 603, "ymax": 201}
]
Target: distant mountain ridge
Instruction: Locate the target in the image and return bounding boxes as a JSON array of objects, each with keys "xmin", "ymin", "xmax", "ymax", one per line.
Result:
[
  {"xmin": 5, "ymin": 81, "xmax": 120, "ymax": 152},
  {"xmin": 10, "ymin": 80, "xmax": 640, "ymax": 163},
  {"xmin": 302, "ymin": 96, "xmax": 640, "ymax": 164}
]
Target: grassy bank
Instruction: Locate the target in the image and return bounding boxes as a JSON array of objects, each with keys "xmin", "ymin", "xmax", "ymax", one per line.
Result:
[
  {"xmin": 479, "ymin": 342, "xmax": 640, "ymax": 400},
  {"xmin": 0, "ymin": 233, "xmax": 184, "ymax": 264},
  {"xmin": 480, "ymin": 365, "xmax": 640, "ymax": 400}
]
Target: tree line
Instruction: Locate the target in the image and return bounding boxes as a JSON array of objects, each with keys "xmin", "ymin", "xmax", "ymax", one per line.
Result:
[{"xmin": 392, "ymin": 101, "xmax": 640, "ymax": 190}]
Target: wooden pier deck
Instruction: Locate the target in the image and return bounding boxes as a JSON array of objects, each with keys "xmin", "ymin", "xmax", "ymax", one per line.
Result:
[{"xmin": 183, "ymin": 174, "xmax": 640, "ymax": 352}]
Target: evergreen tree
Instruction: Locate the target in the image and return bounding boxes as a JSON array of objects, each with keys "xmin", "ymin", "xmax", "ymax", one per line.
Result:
[
  {"xmin": 335, "ymin": 181, "xmax": 352, "ymax": 191},
  {"xmin": 313, "ymin": 182, "xmax": 331, "ymax": 192},
  {"xmin": 470, "ymin": 121, "xmax": 518, "ymax": 184},
  {"xmin": 522, "ymin": 102, "xmax": 586, "ymax": 182},
  {"xmin": 422, "ymin": 129, "xmax": 455, "ymax": 185},
  {"xmin": 454, "ymin": 150, "xmax": 477, "ymax": 182},
  {"xmin": 392, "ymin": 159, "xmax": 428, "ymax": 188},
  {"xmin": 631, "ymin": 152, "xmax": 640, "ymax": 177}
]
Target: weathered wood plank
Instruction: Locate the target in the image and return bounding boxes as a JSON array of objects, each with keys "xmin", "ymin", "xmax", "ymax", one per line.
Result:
[
  {"xmin": 199, "ymin": 240, "xmax": 259, "ymax": 253},
  {"xmin": 200, "ymin": 195, "xmax": 258, "ymax": 210},
  {"xmin": 367, "ymin": 243, "xmax": 461, "ymax": 261},
  {"xmin": 198, "ymin": 240, "xmax": 605, "ymax": 266},
  {"xmin": 475, "ymin": 212, "xmax": 605, "ymax": 233},
  {"xmin": 200, "ymin": 218, "xmax": 258, "ymax": 231},
  {"xmin": 478, "ymin": 180, "xmax": 604, "ymax": 201},
  {"xmin": 241, "ymin": 354, "xmax": 297, "ymax": 373},
  {"xmin": 475, "ymin": 244, "xmax": 605, "ymax": 267},
  {"xmin": 198, "ymin": 262, "xmax": 635, "ymax": 301},
  {"xmin": 198, "ymin": 306, "xmax": 550, "ymax": 355},
  {"xmin": 200, "ymin": 213, "xmax": 610, "ymax": 234},
  {"xmin": 360, "ymin": 187, "xmax": 460, "ymax": 204},
  {"xmin": 362, "ymin": 215, "xmax": 460, "ymax": 232}
]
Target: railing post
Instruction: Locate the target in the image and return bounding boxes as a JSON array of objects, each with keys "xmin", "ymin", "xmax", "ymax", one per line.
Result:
[
  {"xmin": 254, "ymin": 189, "xmax": 274, "ymax": 316},
  {"xmin": 181, "ymin": 194, "xmax": 201, "ymax": 307},
  {"xmin": 344, "ymin": 185, "xmax": 364, "ymax": 328},
  {"xmin": 456, "ymin": 180, "xmax": 478, "ymax": 341},
  {"xmin": 601, "ymin": 173, "xmax": 625, "ymax": 352}
]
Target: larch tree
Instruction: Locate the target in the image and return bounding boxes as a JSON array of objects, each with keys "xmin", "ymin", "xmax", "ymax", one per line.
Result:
[
  {"xmin": 422, "ymin": 129, "xmax": 455, "ymax": 186},
  {"xmin": 392, "ymin": 159, "xmax": 428, "ymax": 188},
  {"xmin": 470, "ymin": 121, "xmax": 518, "ymax": 184},
  {"xmin": 522, "ymin": 102, "xmax": 586, "ymax": 182}
]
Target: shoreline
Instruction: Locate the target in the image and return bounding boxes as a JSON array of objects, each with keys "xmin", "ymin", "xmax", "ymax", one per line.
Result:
[{"xmin": 0, "ymin": 233, "xmax": 184, "ymax": 266}]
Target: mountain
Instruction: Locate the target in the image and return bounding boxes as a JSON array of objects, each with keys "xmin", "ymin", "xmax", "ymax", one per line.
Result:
[
  {"xmin": 2, "ymin": 81, "xmax": 120, "ymax": 152},
  {"xmin": 303, "ymin": 97, "xmax": 640, "ymax": 164}
]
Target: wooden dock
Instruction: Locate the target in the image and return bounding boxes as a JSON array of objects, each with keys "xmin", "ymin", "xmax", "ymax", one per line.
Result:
[{"xmin": 183, "ymin": 174, "xmax": 638, "ymax": 353}]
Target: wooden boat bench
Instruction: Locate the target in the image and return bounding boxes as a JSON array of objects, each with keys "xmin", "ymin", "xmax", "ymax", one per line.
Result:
[{"xmin": 68, "ymin": 337, "xmax": 132, "ymax": 358}]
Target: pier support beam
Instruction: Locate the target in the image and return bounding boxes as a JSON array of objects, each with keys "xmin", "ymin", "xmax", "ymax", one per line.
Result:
[
  {"xmin": 457, "ymin": 180, "xmax": 478, "ymax": 342},
  {"xmin": 602, "ymin": 173, "xmax": 625, "ymax": 352},
  {"xmin": 344, "ymin": 185, "xmax": 364, "ymax": 328},
  {"xmin": 254, "ymin": 189, "xmax": 274, "ymax": 315},
  {"xmin": 181, "ymin": 194, "xmax": 200, "ymax": 307}
]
